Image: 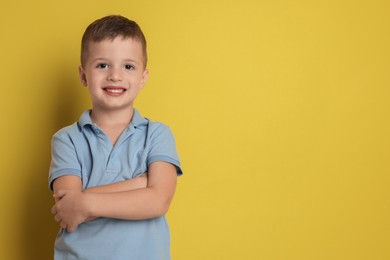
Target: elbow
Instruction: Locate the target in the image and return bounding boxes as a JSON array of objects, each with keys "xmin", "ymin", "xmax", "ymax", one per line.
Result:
[
  {"xmin": 161, "ymin": 200, "xmax": 172, "ymax": 216},
  {"xmin": 154, "ymin": 196, "xmax": 173, "ymax": 217}
]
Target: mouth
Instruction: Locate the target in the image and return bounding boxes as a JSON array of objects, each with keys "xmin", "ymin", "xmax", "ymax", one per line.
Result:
[{"xmin": 103, "ymin": 86, "xmax": 127, "ymax": 94}]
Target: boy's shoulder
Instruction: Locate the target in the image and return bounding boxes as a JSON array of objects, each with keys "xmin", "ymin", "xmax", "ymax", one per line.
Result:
[
  {"xmin": 53, "ymin": 122, "xmax": 80, "ymax": 137},
  {"xmin": 144, "ymin": 117, "xmax": 172, "ymax": 135},
  {"xmin": 52, "ymin": 110, "xmax": 93, "ymax": 138},
  {"xmin": 133, "ymin": 109, "xmax": 171, "ymax": 133}
]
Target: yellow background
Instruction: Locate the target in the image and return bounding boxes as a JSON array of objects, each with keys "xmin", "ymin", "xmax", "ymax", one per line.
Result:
[{"xmin": 1, "ymin": 0, "xmax": 389, "ymax": 259}]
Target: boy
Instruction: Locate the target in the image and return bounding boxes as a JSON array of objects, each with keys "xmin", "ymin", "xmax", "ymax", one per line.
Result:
[{"xmin": 49, "ymin": 15, "xmax": 182, "ymax": 260}]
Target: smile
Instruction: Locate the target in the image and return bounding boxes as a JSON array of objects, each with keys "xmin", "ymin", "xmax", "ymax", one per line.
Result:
[{"xmin": 103, "ymin": 87, "xmax": 127, "ymax": 93}]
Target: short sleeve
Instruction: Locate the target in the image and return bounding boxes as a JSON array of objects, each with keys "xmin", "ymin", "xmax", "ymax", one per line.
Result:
[
  {"xmin": 48, "ymin": 131, "xmax": 82, "ymax": 190},
  {"xmin": 147, "ymin": 123, "xmax": 183, "ymax": 175}
]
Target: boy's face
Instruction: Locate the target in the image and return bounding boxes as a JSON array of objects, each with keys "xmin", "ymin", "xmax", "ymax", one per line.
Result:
[{"xmin": 79, "ymin": 37, "xmax": 148, "ymax": 112}]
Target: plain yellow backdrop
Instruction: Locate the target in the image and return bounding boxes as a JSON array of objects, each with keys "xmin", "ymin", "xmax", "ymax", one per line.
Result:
[{"xmin": 1, "ymin": 0, "xmax": 389, "ymax": 259}]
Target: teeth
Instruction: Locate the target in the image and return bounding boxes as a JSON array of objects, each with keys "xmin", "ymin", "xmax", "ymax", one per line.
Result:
[{"xmin": 105, "ymin": 89, "xmax": 124, "ymax": 93}]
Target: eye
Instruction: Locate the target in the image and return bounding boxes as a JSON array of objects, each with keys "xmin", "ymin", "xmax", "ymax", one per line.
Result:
[
  {"xmin": 96, "ymin": 63, "xmax": 109, "ymax": 69},
  {"xmin": 124, "ymin": 64, "xmax": 135, "ymax": 70}
]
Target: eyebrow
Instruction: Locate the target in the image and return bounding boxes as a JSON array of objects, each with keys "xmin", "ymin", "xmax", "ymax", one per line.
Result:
[
  {"xmin": 91, "ymin": 58, "xmax": 139, "ymax": 64},
  {"xmin": 123, "ymin": 59, "xmax": 139, "ymax": 64},
  {"xmin": 91, "ymin": 58, "xmax": 108, "ymax": 63}
]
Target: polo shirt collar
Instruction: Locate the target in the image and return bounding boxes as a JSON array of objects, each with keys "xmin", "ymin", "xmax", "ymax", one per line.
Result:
[
  {"xmin": 129, "ymin": 109, "xmax": 149, "ymax": 128},
  {"xmin": 78, "ymin": 108, "xmax": 148, "ymax": 129}
]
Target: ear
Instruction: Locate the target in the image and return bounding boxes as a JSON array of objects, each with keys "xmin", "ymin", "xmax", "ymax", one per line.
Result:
[
  {"xmin": 78, "ymin": 65, "xmax": 87, "ymax": 86},
  {"xmin": 140, "ymin": 69, "xmax": 149, "ymax": 89}
]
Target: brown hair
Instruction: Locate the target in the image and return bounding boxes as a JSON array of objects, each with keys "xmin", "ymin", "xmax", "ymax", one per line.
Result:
[{"xmin": 81, "ymin": 15, "xmax": 147, "ymax": 67}]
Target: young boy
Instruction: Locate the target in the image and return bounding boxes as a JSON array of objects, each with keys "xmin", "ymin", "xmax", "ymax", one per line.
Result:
[{"xmin": 49, "ymin": 15, "xmax": 182, "ymax": 260}]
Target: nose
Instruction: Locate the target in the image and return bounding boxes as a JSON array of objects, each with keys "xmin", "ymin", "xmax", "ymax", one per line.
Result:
[{"xmin": 107, "ymin": 67, "xmax": 122, "ymax": 82}]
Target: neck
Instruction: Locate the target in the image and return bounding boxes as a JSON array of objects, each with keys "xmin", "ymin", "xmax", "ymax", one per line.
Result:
[
  {"xmin": 90, "ymin": 107, "xmax": 135, "ymax": 146},
  {"xmin": 90, "ymin": 107, "xmax": 134, "ymax": 128}
]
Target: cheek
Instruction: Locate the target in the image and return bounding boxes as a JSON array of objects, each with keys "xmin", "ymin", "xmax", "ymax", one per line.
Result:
[{"xmin": 87, "ymin": 74, "xmax": 102, "ymax": 85}]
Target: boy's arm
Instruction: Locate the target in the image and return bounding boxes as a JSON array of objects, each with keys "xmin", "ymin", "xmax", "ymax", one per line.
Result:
[
  {"xmin": 84, "ymin": 173, "xmax": 148, "ymax": 193},
  {"xmin": 87, "ymin": 161, "xmax": 177, "ymax": 219},
  {"xmin": 51, "ymin": 175, "xmax": 83, "ymax": 231},
  {"xmin": 52, "ymin": 175, "xmax": 83, "ymax": 192},
  {"xmin": 52, "ymin": 173, "xmax": 148, "ymax": 195},
  {"xmin": 51, "ymin": 174, "xmax": 148, "ymax": 231},
  {"xmin": 52, "ymin": 161, "xmax": 177, "ymax": 231}
]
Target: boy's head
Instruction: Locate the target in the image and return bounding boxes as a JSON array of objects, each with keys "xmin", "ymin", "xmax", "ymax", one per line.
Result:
[{"xmin": 81, "ymin": 15, "xmax": 147, "ymax": 68}]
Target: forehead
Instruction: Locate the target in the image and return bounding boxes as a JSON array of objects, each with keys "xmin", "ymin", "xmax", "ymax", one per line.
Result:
[{"xmin": 85, "ymin": 37, "xmax": 145, "ymax": 63}]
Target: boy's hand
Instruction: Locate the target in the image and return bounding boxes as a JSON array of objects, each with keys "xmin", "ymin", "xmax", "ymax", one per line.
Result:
[{"xmin": 51, "ymin": 189, "xmax": 90, "ymax": 233}]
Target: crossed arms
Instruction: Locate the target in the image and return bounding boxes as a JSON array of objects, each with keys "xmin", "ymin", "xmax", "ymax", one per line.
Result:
[{"xmin": 51, "ymin": 161, "xmax": 177, "ymax": 232}]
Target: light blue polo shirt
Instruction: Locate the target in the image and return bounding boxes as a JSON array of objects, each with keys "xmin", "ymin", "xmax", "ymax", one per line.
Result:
[{"xmin": 49, "ymin": 109, "xmax": 182, "ymax": 260}]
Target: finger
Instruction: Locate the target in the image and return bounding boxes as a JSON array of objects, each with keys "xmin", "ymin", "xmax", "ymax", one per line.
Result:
[
  {"xmin": 54, "ymin": 189, "xmax": 66, "ymax": 200},
  {"xmin": 51, "ymin": 205, "xmax": 57, "ymax": 215},
  {"xmin": 53, "ymin": 194, "xmax": 60, "ymax": 202},
  {"xmin": 60, "ymin": 221, "xmax": 67, "ymax": 230},
  {"xmin": 67, "ymin": 225, "xmax": 77, "ymax": 233},
  {"xmin": 54, "ymin": 214, "xmax": 61, "ymax": 223}
]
